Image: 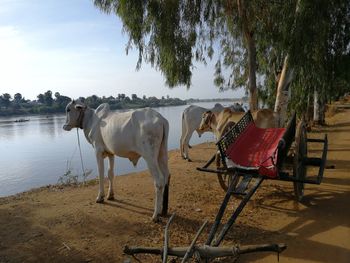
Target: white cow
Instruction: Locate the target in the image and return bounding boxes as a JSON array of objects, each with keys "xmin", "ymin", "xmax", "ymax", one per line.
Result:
[
  {"xmin": 180, "ymin": 103, "xmax": 244, "ymax": 161},
  {"xmin": 180, "ymin": 103, "xmax": 224, "ymax": 161},
  {"xmin": 63, "ymin": 100, "xmax": 170, "ymax": 222}
]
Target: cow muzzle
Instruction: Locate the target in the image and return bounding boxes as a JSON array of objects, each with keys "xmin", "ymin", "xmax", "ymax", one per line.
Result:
[{"xmin": 63, "ymin": 124, "xmax": 72, "ymax": 131}]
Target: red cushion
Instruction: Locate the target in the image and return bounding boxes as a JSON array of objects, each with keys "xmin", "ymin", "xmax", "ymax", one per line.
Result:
[{"xmin": 225, "ymin": 123, "xmax": 286, "ymax": 178}]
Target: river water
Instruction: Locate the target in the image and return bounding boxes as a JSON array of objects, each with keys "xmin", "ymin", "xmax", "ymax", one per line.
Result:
[{"xmin": 0, "ymin": 102, "xmax": 235, "ymax": 197}]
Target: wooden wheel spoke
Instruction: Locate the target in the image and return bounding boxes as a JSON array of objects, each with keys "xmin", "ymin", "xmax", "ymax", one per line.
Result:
[{"xmin": 293, "ymin": 120, "xmax": 307, "ymax": 202}]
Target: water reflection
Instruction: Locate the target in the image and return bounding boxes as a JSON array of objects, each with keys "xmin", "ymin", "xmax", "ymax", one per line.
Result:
[{"xmin": 0, "ymin": 121, "xmax": 15, "ymax": 140}]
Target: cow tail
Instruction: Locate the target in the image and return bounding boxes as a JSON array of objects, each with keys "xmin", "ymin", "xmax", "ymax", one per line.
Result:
[{"xmin": 160, "ymin": 119, "xmax": 170, "ymax": 216}]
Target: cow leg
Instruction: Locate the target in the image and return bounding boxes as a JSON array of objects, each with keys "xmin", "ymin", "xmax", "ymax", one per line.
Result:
[
  {"xmin": 180, "ymin": 115, "xmax": 186, "ymax": 159},
  {"xmin": 95, "ymin": 151, "xmax": 105, "ymax": 203},
  {"xmin": 158, "ymin": 145, "xmax": 170, "ymax": 217},
  {"xmin": 144, "ymin": 156, "xmax": 164, "ymax": 222},
  {"xmin": 180, "ymin": 136, "xmax": 185, "ymax": 159},
  {"xmin": 107, "ymin": 155, "xmax": 115, "ymax": 200},
  {"xmin": 180, "ymin": 135, "xmax": 188, "ymax": 159},
  {"xmin": 183, "ymin": 131, "xmax": 193, "ymax": 162}
]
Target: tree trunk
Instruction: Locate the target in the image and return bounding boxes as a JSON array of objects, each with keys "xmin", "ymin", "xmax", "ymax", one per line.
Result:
[
  {"xmin": 273, "ymin": 0, "xmax": 301, "ymax": 127},
  {"xmin": 237, "ymin": 0, "xmax": 258, "ymax": 111},
  {"xmin": 246, "ymin": 33, "xmax": 258, "ymax": 111},
  {"xmin": 315, "ymin": 90, "xmax": 326, "ymax": 125},
  {"xmin": 313, "ymin": 88, "xmax": 320, "ymax": 124},
  {"xmin": 320, "ymin": 99, "xmax": 327, "ymax": 125},
  {"xmin": 319, "ymin": 100, "xmax": 326, "ymax": 125},
  {"xmin": 274, "ymin": 55, "xmax": 293, "ymax": 126}
]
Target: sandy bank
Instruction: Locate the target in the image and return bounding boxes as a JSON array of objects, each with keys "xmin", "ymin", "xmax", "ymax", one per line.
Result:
[{"xmin": 0, "ymin": 104, "xmax": 349, "ymax": 263}]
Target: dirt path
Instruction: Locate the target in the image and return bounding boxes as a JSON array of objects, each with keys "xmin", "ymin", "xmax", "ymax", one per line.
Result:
[{"xmin": 0, "ymin": 104, "xmax": 349, "ymax": 263}]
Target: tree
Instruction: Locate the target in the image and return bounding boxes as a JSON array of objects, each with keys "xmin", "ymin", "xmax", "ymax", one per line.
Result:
[
  {"xmin": 93, "ymin": 0, "xmax": 265, "ymax": 110},
  {"xmin": 117, "ymin": 94, "xmax": 126, "ymax": 101},
  {"xmin": 44, "ymin": 90, "xmax": 53, "ymax": 106},
  {"xmin": 0, "ymin": 93, "xmax": 12, "ymax": 108},
  {"xmin": 14, "ymin": 93, "xmax": 23, "ymax": 104},
  {"xmin": 37, "ymin": 94, "xmax": 45, "ymax": 104},
  {"xmin": 131, "ymin": 94, "xmax": 138, "ymax": 100},
  {"xmin": 94, "ymin": 0, "xmax": 349, "ymax": 116},
  {"xmin": 54, "ymin": 92, "xmax": 61, "ymax": 101},
  {"xmin": 85, "ymin": 95, "xmax": 100, "ymax": 108},
  {"xmin": 272, "ymin": 0, "xmax": 350, "ymax": 125}
]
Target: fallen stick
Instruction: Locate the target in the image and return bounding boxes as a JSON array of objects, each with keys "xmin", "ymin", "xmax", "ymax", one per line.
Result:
[
  {"xmin": 62, "ymin": 242, "xmax": 71, "ymax": 251},
  {"xmin": 124, "ymin": 243, "xmax": 287, "ymax": 259},
  {"xmin": 181, "ymin": 220, "xmax": 208, "ymax": 263},
  {"xmin": 163, "ymin": 213, "xmax": 175, "ymax": 263}
]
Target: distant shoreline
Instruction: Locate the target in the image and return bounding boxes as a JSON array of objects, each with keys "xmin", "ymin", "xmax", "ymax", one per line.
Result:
[
  {"xmin": 0, "ymin": 98, "xmax": 245, "ymax": 117},
  {"xmin": 187, "ymin": 98, "xmax": 246, "ymax": 103}
]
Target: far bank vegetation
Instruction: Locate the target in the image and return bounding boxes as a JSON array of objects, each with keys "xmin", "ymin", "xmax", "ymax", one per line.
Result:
[{"xmin": 0, "ymin": 91, "xmax": 186, "ymax": 116}]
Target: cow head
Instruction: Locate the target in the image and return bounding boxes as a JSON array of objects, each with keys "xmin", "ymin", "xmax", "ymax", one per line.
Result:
[
  {"xmin": 232, "ymin": 103, "xmax": 245, "ymax": 112},
  {"xmin": 199, "ymin": 111, "xmax": 214, "ymax": 132},
  {"xmin": 63, "ymin": 100, "xmax": 86, "ymax": 131}
]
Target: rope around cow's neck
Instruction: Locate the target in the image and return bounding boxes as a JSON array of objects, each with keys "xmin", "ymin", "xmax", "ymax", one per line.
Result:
[{"xmin": 77, "ymin": 128, "xmax": 87, "ymax": 184}]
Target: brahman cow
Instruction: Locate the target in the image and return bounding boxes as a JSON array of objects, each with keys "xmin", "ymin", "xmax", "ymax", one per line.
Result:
[
  {"xmin": 199, "ymin": 108, "xmax": 278, "ymax": 139},
  {"xmin": 180, "ymin": 103, "xmax": 245, "ymax": 161},
  {"xmin": 63, "ymin": 100, "xmax": 170, "ymax": 222}
]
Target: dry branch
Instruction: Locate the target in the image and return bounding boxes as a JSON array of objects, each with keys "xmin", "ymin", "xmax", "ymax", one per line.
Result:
[
  {"xmin": 163, "ymin": 213, "xmax": 175, "ymax": 263},
  {"xmin": 124, "ymin": 243, "xmax": 287, "ymax": 260},
  {"xmin": 181, "ymin": 220, "xmax": 208, "ymax": 263}
]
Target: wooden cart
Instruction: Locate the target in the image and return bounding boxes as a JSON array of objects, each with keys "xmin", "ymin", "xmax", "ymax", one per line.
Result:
[{"xmin": 197, "ymin": 110, "xmax": 328, "ymax": 246}]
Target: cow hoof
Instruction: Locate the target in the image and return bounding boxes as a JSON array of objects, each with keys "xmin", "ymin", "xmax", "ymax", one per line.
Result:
[
  {"xmin": 96, "ymin": 197, "xmax": 104, "ymax": 203},
  {"xmin": 152, "ymin": 215, "xmax": 161, "ymax": 223},
  {"xmin": 161, "ymin": 211, "xmax": 168, "ymax": 217},
  {"xmin": 187, "ymin": 158, "xmax": 192, "ymax": 162},
  {"xmin": 107, "ymin": 194, "xmax": 115, "ymax": 200}
]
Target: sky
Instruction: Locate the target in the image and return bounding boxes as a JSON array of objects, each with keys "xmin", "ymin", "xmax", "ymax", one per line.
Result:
[{"xmin": 0, "ymin": 0, "xmax": 245, "ymax": 101}]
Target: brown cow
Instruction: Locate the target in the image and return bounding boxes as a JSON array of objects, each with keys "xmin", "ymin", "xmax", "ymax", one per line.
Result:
[
  {"xmin": 199, "ymin": 108, "xmax": 278, "ymax": 167},
  {"xmin": 199, "ymin": 108, "xmax": 278, "ymax": 139}
]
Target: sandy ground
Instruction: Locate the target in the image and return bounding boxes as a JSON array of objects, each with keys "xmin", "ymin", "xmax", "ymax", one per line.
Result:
[{"xmin": 0, "ymin": 102, "xmax": 349, "ymax": 263}]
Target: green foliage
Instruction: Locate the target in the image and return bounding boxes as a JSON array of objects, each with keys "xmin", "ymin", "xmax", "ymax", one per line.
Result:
[
  {"xmin": 44, "ymin": 90, "xmax": 54, "ymax": 106},
  {"xmin": 57, "ymin": 160, "xmax": 92, "ymax": 186},
  {"xmin": 13, "ymin": 93, "xmax": 22, "ymax": 104},
  {"xmin": 286, "ymin": 0, "xmax": 350, "ymax": 114},
  {"xmin": 0, "ymin": 93, "xmax": 12, "ymax": 108},
  {"xmin": 57, "ymin": 163, "xmax": 79, "ymax": 186},
  {"xmin": 94, "ymin": 1, "xmax": 222, "ymax": 88},
  {"xmin": 94, "ymin": 0, "xmax": 350, "ymax": 114}
]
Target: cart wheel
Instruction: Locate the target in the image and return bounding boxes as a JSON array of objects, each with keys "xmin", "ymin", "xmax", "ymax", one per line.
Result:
[
  {"xmin": 293, "ymin": 120, "xmax": 307, "ymax": 202},
  {"xmin": 215, "ymin": 152, "xmax": 239, "ymax": 191},
  {"xmin": 217, "ymin": 173, "xmax": 239, "ymax": 192}
]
